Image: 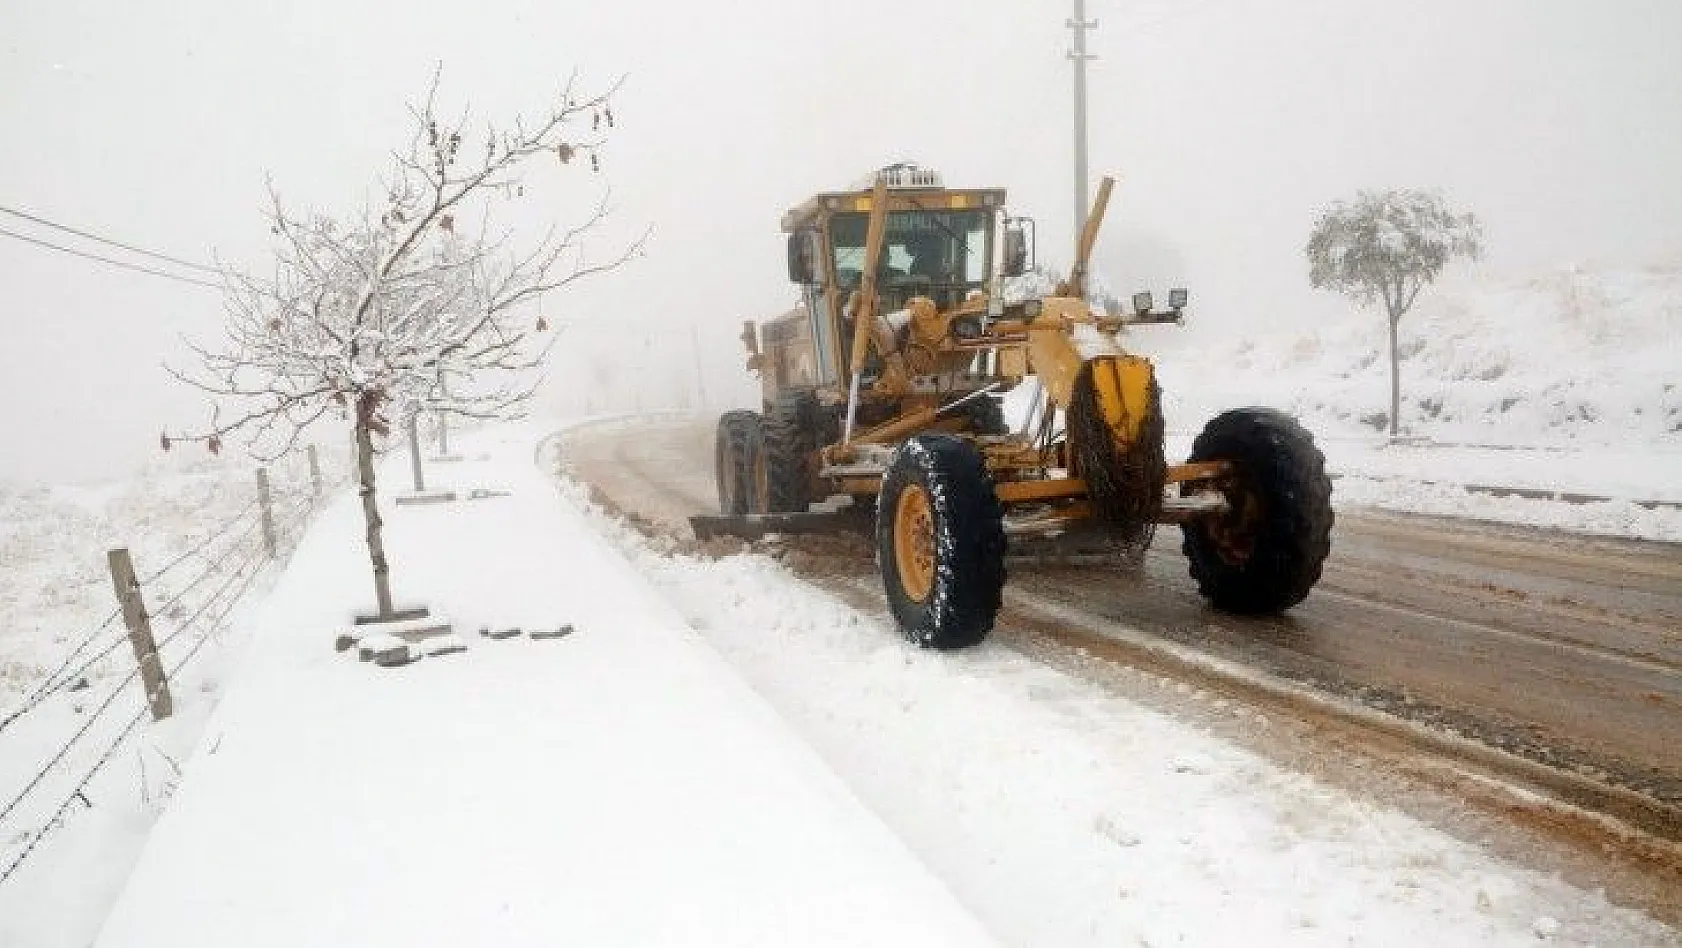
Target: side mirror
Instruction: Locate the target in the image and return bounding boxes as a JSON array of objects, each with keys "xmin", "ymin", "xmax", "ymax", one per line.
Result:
[
  {"xmin": 786, "ymin": 231, "xmax": 819, "ymax": 285},
  {"xmin": 1002, "ymin": 224, "xmax": 1029, "ymax": 278}
]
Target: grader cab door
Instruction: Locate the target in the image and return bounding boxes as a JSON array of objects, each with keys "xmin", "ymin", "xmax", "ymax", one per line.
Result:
[{"xmin": 787, "ymin": 227, "xmax": 842, "ymax": 388}]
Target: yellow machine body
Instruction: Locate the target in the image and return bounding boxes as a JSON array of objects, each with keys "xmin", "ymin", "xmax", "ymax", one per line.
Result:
[
  {"xmin": 699, "ymin": 165, "xmax": 1332, "ymax": 644},
  {"xmin": 740, "ymin": 165, "xmax": 1203, "ymax": 530}
]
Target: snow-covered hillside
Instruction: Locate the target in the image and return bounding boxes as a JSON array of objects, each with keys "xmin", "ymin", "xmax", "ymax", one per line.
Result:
[{"xmin": 1156, "ymin": 263, "xmax": 1682, "ymax": 449}]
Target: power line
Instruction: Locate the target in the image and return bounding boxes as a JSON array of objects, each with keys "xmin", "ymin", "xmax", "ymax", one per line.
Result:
[
  {"xmin": 0, "ymin": 225, "xmax": 222, "ymax": 290},
  {"xmin": 0, "ymin": 203, "xmax": 220, "ymax": 275}
]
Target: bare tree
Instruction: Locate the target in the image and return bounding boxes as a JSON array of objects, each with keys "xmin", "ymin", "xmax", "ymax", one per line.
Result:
[
  {"xmin": 1306, "ymin": 189, "xmax": 1482, "ymax": 437},
  {"xmin": 167, "ymin": 71, "xmax": 641, "ymax": 619}
]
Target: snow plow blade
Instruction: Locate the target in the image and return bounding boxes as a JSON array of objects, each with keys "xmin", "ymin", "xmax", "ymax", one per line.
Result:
[
  {"xmin": 999, "ymin": 520, "xmax": 1164, "ymax": 567},
  {"xmin": 689, "ymin": 510, "xmax": 871, "ymax": 542}
]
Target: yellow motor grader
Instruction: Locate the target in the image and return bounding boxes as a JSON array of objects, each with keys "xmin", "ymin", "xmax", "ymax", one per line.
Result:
[{"xmin": 694, "ymin": 164, "xmax": 1333, "ymax": 648}]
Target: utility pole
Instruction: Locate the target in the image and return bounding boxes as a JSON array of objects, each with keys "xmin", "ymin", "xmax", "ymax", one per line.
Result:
[{"xmin": 1068, "ymin": 0, "xmax": 1098, "ymax": 240}]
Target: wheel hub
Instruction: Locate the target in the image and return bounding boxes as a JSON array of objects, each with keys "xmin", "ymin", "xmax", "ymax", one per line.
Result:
[
  {"xmin": 894, "ymin": 484, "xmax": 937, "ymax": 602},
  {"xmin": 1205, "ymin": 479, "xmax": 1262, "ymax": 566}
]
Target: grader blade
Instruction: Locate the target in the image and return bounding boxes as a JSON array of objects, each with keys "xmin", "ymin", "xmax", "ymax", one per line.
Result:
[
  {"xmin": 1006, "ymin": 523, "xmax": 1149, "ymax": 567},
  {"xmin": 689, "ymin": 510, "xmax": 871, "ymax": 542}
]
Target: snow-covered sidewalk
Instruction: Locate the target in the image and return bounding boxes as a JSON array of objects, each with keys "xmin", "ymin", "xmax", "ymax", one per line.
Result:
[{"xmin": 93, "ymin": 427, "xmax": 991, "ymax": 947}]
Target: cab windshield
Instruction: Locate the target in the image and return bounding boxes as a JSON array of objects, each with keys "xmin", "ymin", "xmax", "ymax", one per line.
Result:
[{"xmin": 830, "ymin": 209, "xmax": 991, "ymax": 308}]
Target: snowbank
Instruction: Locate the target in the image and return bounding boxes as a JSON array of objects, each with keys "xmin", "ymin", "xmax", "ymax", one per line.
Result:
[{"xmin": 1139, "ymin": 263, "xmax": 1682, "ymax": 539}]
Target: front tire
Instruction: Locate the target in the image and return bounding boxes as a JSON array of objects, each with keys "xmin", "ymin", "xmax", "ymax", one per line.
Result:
[
  {"xmin": 1180, "ymin": 408, "xmax": 1333, "ymax": 614},
  {"xmin": 876, "ymin": 435, "xmax": 1007, "ymax": 649}
]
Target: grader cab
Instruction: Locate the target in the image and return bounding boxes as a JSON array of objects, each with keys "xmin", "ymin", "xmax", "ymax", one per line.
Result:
[{"xmin": 695, "ymin": 164, "xmax": 1333, "ymax": 648}]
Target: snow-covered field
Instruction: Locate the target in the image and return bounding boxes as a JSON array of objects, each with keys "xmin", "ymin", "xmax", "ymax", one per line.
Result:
[
  {"xmin": 1157, "ymin": 263, "xmax": 1682, "ymax": 448},
  {"xmin": 0, "ymin": 447, "xmax": 341, "ymax": 947},
  {"xmin": 33, "ymin": 424, "xmax": 1676, "ymax": 946},
  {"xmin": 0, "ymin": 452, "xmax": 325, "ymax": 703},
  {"xmin": 1142, "ymin": 263, "xmax": 1682, "ymax": 540}
]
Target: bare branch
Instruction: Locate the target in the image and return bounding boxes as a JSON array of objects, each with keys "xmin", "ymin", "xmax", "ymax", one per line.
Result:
[{"xmin": 169, "ymin": 67, "xmax": 637, "ymax": 461}]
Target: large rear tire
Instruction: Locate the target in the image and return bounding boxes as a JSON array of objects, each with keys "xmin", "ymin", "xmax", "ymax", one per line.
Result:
[
  {"xmin": 763, "ymin": 390, "xmax": 819, "ymax": 513},
  {"xmin": 876, "ymin": 435, "xmax": 1007, "ymax": 649},
  {"xmin": 1180, "ymin": 408, "xmax": 1333, "ymax": 614},
  {"xmin": 714, "ymin": 411, "xmax": 763, "ymax": 516}
]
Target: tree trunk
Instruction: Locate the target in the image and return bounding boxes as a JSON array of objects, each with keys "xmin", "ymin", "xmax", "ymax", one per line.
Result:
[
  {"xmin": 1387, "ymin": 312, "xmax": 1401, "ymax": 438},
  {"xmin": 407, "ymin": 412, "xmax": 425, "ymax": 492},
  {"xmin": 437, "ymin": 411, "xmax": 449, "ymax": 456},
  {"xmin": 356, "ymin": 418, "xmax": 396, "ymax": 618}
]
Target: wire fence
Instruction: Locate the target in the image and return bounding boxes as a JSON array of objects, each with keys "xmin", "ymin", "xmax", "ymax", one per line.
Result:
[
  {"xmin": 0, "ymin": 608, "xmax": 121, "ymax": 735},
  {"xmin": 0, "ymin": 448, "xmax": 349, "ymax": 887},
  {"xmin": 8, "ymin": 506, "xmax": 274, "ymax": 728},
  {"xmin": 0, "ymin": 502, "xmax": 270, "ymax": 736},
  {"xmin": 137, "ymin": 499, "xmax": 260, "ymax": 586}
]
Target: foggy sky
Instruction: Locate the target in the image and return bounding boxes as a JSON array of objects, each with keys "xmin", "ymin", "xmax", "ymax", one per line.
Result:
[{"xmin": 3, "ymin": 0, "xmax": 1680, "ymax": 484}]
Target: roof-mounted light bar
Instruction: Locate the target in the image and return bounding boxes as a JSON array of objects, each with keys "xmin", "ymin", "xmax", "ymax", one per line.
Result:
[{"xmin": 850, "ymin": 163, "xmax": 944, "ymax": 191}]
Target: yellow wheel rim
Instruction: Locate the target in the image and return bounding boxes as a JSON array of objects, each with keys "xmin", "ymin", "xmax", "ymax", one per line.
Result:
[{"xmin": 893, "ymin": 484, "xmax": 937, "ymax": 602}]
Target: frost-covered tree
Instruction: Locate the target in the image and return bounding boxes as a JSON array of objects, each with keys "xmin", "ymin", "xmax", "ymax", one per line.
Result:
[
  {"xmin": 1306, "ymin": 190, "xmax": 1482, "ymax": 436},
  {"xmin": 167, "ymin": 71, "xmax": 639, "ymax": 619}
]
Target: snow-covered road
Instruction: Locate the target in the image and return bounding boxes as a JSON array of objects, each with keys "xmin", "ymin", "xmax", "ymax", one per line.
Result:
[
  {"xmin": 555, "ymin": 418, "xmax": 1682, "ymax": 941},
  {"xmin": 561, "ymin": 416, "xmax": 1682, "ymax": 821}
]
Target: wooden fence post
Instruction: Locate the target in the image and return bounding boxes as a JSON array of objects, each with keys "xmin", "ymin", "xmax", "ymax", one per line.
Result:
[
  {"xmin": 107, "ymin": 549, "xmax": 172, "ymax": 721},
  {"xmin": 256, "ymin": 467, "xmax": 276, "ymax": 558},
  {"xmin": 307, "ymin": 444, "xmax": 322, "ymax": 499}
]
